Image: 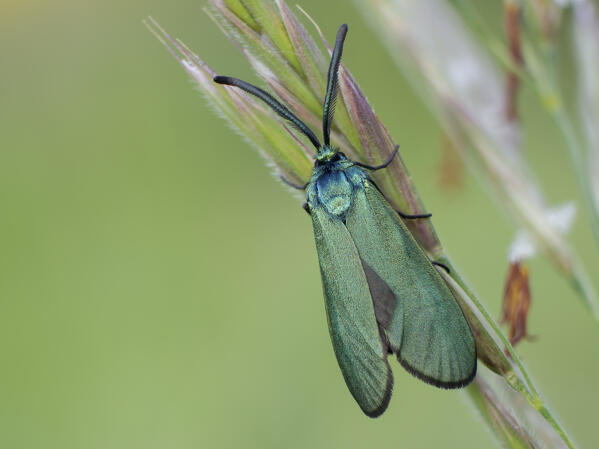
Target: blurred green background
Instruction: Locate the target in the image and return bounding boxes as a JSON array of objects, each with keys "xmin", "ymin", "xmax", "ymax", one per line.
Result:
[{"xmin": 1, "ymin": 0, "xmax": 598, "ymax": 448}]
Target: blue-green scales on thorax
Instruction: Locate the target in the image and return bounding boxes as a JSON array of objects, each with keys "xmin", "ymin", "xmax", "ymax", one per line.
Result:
[
  {"xmin": 214, "ymin": 23, "xmax": 476, "ymax": 418},
  {"xmin": 307, "ymin": 147, "xmax": 365, "ymax": 219}
]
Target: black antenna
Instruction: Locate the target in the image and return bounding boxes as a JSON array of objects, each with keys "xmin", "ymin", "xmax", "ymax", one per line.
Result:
[
  {"xmin": 322, "ymin": 24, "xmax": 348, "ymax": 147},
  {"xmin": 214, "ymin": 76, "xmax": 321, "ymax": 150}
]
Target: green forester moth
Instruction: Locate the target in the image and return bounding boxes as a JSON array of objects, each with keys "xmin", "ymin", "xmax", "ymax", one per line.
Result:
[{"xmin": 214, "ymin": 24, "xmax": 476, "ymax": 417}]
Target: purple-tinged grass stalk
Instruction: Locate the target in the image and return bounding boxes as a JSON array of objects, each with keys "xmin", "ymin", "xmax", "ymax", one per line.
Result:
[
  {"xmin": 208, "ymin": 0, "xmax": 441, "ymax": 253},
  {"xmin": 353, "ymin": 0, "xmax": 598, "ymax": 316},
  {"xmin": 146, "ymin": 1, "xmax": 577, "ymax": 448},
  {"xmin": 144, "ymin": 17, "xmax": 313, "ymax": 186},
  {"xmin": 469, "ymin": 373, "xmax": 571, "ymax": 449}
]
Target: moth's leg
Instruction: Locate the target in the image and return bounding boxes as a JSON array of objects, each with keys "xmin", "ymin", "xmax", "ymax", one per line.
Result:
[
  {"xmin": 302, "ymin": 202, "xmax": 311, "ymax": 216},
  {"xmin": 354, "ymin": 145, "xmax": 399, "ymax": 171},
  {"xmin": 369, "ymin": 179, "xmax": 432, "ymax": 220},
  {"xmin": 280, "ymin": 175, "xmax": 308, "ymax": 190},
  {"xmin": 432, "ymin": 261, "xmax": 450, "ymax": 274},
  {"xmin": 396, "ymin": 210, "xmax": 432, "ymax": 219},
  {"xmin": 280, "ymin": 175, "xmax": 309, "ymax": 214}
]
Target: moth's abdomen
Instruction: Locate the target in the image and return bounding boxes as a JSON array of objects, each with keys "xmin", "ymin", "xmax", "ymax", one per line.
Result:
[{"xmin": 316, "ymin": 170, "xmax": 353, "ymax": 217}]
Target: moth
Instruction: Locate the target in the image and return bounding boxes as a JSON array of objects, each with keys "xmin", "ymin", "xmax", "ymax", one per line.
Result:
[{"xmin": 214, "ymin": 24, "xmax": 476, "ymax": 417}]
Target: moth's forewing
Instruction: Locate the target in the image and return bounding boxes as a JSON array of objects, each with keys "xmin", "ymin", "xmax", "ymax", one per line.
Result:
[{"xmin": 311, "ymin": 204, "xmax": 393, "ymax": 417}]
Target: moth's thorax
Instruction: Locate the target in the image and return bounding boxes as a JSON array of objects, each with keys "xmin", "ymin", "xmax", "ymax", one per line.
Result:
[{"xmin": 306, "ymin": 156, "xmax": 367, "ymax": 219}]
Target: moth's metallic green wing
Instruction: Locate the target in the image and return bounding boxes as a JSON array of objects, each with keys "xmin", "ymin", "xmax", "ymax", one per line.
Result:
[
  {"xmin": 346, "ymin": 182, "xmax": 476, "ymax": 387},
  {"xmin": 312, "ymin": 205, "xmax": 393, "ymax": 417}
]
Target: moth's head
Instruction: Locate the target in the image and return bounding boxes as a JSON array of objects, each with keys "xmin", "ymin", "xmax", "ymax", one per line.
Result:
[{"xmin": 315, "ymin": 146, "xmax": 345, "ymax": 165}]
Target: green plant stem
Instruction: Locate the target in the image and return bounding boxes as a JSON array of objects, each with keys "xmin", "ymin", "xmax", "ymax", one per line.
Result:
[
  {"xmin": 439, "ymin": 255, "xmax": 577, "ymax": 449},
  {"xmin": 452, "ymin": 0, "xmax": 599, "ymax": 251},
  {"xmin": 553, "ymin": 111, "xmax": 599, "ymax": 250},
  {"xmin": 467, "ymin": 379, "xmax": 532, "ymax": 449}
]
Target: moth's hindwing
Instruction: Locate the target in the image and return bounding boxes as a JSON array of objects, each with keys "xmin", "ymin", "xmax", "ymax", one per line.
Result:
[
  {"xmin": 345, "ymin": 182, "xmax": 477, "ymax": 387},
  {"xmin": 311, "ymin": 204, "xmax": 393, "ymax": 417}
]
